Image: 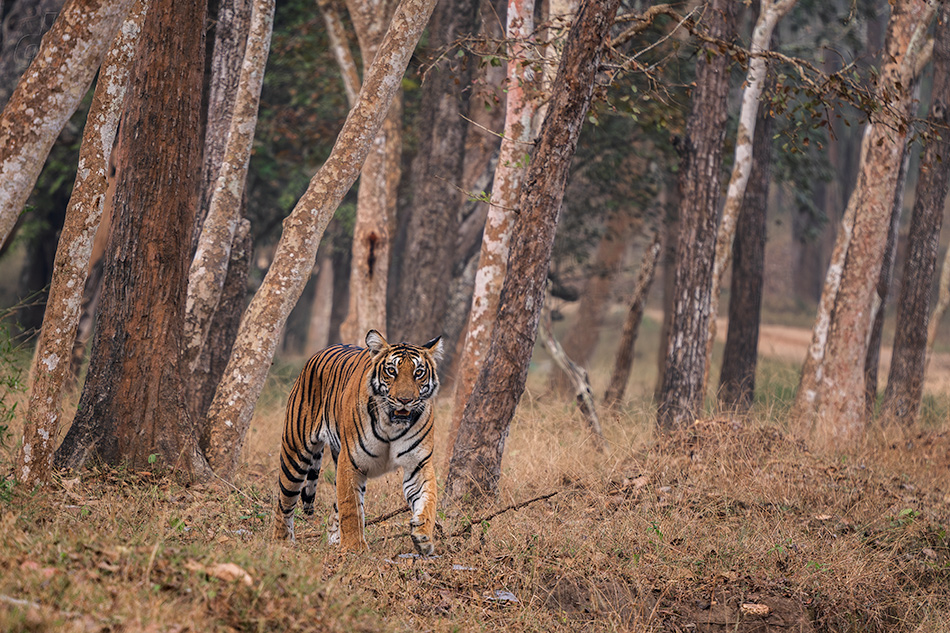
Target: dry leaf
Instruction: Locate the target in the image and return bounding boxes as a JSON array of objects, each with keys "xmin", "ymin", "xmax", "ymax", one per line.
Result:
[{"xmin": 184, "ymin": 559, "xmax": 253, "ymax": 586}]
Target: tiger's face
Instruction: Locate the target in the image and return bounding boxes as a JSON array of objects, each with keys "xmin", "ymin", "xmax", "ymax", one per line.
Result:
[{"xmin": 366, "ymin": 330, "xmax": 443, "ymax": 423}]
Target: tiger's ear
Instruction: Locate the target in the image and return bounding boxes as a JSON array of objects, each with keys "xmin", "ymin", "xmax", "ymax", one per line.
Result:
[
  {"xmin": 423, "ymin": 335, "xmax": 444, "ymax": 363},
  {"xmin": 365, "ymin": 329, "xmax": 389, "ymax": 354}
]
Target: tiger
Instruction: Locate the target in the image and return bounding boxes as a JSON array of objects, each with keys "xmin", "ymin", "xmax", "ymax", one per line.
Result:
[{"xmin": 273, "ymin": 329, "xmax": 443, "ymax": 555}]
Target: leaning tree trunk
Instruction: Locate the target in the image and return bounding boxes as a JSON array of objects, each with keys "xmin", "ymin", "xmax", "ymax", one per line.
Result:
[
  {"xmin": 804, "ymin": 0, "xmax": 934, "ymax": 446},
  {"xmin": 14, "ymin": 0, "xmax": 148, "ymax": 485},
  {"xmin": 655, "ymin": 0, "xmax": 738, "ymax": 430},
  {"xmin": 603, "ymin": 232, "xmax": 661, "ymax": 407},
  {"xmin": 0, "ymin": 0, "xmax": 66, "ymax": 110},
  {"xmin": 54, "ymin": 0, "xmax": 209, "ymax": 475},
  {"xmin": 446, "ymin": 0, "xmax": 538, "ymax": 467},
  {"xmin": 0, "ymin": 0, "xmax": 136, "ymax": 248},
  {"xmin": 339, "ymin": 0, "xmax": 402, "ymax": 344},
  {"xmin": 389, "ymin": 0, "xmax": 480, "ymax": 343},
  {"xmin": 718, "ymin": 89, "xmax": 774, "ymax": 411},
  {"xmin": 205, "ymin": 0, "xmax": 439, "ymax": 480},
  {"xmin": 881, "ymin": 2, "xmax": 950, "ymax": 425},
  {"xmin": 706, "ymin": 0, "xmax": 795, "ymax": 391},
  {"xmin": 444, "ymin": 0, "xmax": 622, "ymax": 507}
]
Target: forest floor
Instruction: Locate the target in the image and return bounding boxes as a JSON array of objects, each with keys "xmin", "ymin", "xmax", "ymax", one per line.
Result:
[{"xmin": 1, "ymin": 317, "xmax": 949, "ymax": 632}]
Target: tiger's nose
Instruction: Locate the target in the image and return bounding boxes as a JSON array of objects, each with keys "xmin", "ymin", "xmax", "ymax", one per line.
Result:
[{"xmin": 397, "ymin": 397, "xmax": 413, "ymax": 405}]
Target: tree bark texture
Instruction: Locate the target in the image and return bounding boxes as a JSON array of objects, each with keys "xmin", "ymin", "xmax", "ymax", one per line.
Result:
[
  {"xmin": 604, "ymin": 232, "xmax": 661, "ymax": 407},
  {"xmin": 183, "ymin": 0, "xmax": 273, "ymax": 373},
  {"xmin": 389, "ymin": 0, "xmax": 480, "ymax": 343},
  {"xmin": 318, "ymin": 0, "xmax": 361, "ymax": 107},
  {"xmin": 443, "ymin": 0, "xmax": 621, "ymax": 506},
  {"xmin": 54, "ymin": 0, "xmax": 208, "ymax": 474},
  {"xmin": 655, "ymin": 0, "xmax": 738, "ymax": 430},
  {"xmin": 306, "ymin": 249, "xmax": 335, "ymax": 352},
  {"xmin": 550, "ymin": 210, "xmax": 634, "ymax": 395},
  {"xmin": 0, "ymin": 0, "xmax": 65, "ymax": 110},
  {"xmin": 882, "ymin": 3, "xmax": 950, "ymax": 425},
  {"xmin": 339, "ymin": 0, "xmax": 402, "ymax": 345},
  {"xmin": 806, "ymin": 0, "xmax": 934, "ymax": 445},
  {"xmin": 0, "ymin": 0, "xmax": 135, "ymax": 249},
  {"xmin": 192, "ymin": 0, "xmax": 252, "ymax": 249},
  {"xmin": 15, "ymin": 0, "xmax": 148, "ymax": 485},
  {"xmin": 446, "ymin": 0, "xmax": 538, "ymax": 465},
  {"xmin": 718, "ymin": 91, "xmax": 774, "ymax": 411},
  {"xmin": 205, "ymin": 0, "xmax": 439, "ymax": 480},
  {"xmin": 706, "ymin": 1, "xmax": 793, "ymax": 389}
]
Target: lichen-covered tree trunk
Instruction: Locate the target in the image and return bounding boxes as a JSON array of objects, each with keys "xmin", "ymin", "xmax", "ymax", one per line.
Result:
[
  {"xmin": 0, "ymin": 0, "xmax": 66, "ymax": 110},
  {"xmin": 881, "ymin": 3, "xmax": 950, "ymax": 425},
  {"xmin": 14, "ymin": 0, "xmax": 148, "ymax": 485},
  {"xmin": 205, "ymin": 0, "xmax": 438, "ymax": 479},
  {"xmin": 444, "ymin": 0, "xmax": 622, "ymax": 506},
  {"xmin": 192, "ymin": 0, "xmax": 252, "ymax": 249},
  {"xmin": 804, "ymin": 0, "xmax": 935, "ymax": 445},
  {"xmin": 0, "ymin": 0, "xmax": 135, "ymax": 248},
  {"xmin": 604, "ymin": 232, "xmax": 661, "ymax": 407},
  {"xmin": 183, "ymin": 0, "xmax": 273, "ymax": 373},
  {"xmin": 339, "ymin": 0, "xmax": 401, "ymax": 344},
  {"xmin": 318, "ymin": 0, "xmax": 361, "ymax": 106},
  {"xmin": 705, "ymin": 0, "xmax": 794, "ymax": 391},
  {"xmin": 446, "ymin": 0, "xmax": 537, "ymax": 465},
  {"xmin": 54, "ymin": 0, "xmax": 209, "ymax": 475},
  {"xmin": 655, "ymin": 0, "xmax": 738, "ymax": 430},
  {"xmin": 389, "ymin": 0, "xmax": 479, "ymax": 343},
  {"xmin": 718, "ymin": 91, "xmax": 774, "ymax": 411},
  {"xmin": 306, "ymin": 250, "xmax": 335, "ymax": 352}
]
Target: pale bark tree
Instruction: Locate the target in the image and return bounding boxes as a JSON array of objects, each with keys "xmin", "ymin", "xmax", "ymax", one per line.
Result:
[
  {"xmin": 604, "ymin": 232, "xmax": 661, "ymax": 407},
  {"xmin": 193, "ymin": 0, "xmax": 252, "ymax": 248},
  {"xmin": 54, "ymin": 0, "xmax": 209, "ymax": 474},
  {"xmin": 444, "ymin": 0, "xmax": 622, "ymax": 506},
  {"xmin": 0, "ymin": 0, "xmax": 136, "ymax": 249},
  {"xmin": 338, "ymin": 0, "xmax": 402, "ymax": 344},
  {"xmin": 14, "ymin": 0, "xmax": 148, "ymax": 485},
  {"xmin": 306, "ymin": 250, "xmax": 335, "ymax": 352},
  {"xmin": 446, "ymin": 0, "xmax": 538, "ymax": 466},
  {"xmin": 705, "ymin": 0, "xmax": 795, "ymax": 390},
  {"xmin": 390, "ymin": 0, "xmax": 480, "ymax": 343},
  {"xmin": 317, "ymin": 0, "xmax": 361, "ymax": 107},
  {"xmin": 882, "ymin": 2, "xmax": 950, "ymax": 425},
  {"xmin": 656, "ymin": 0, "xmax": 738, "ymax": 430},
  {"xmin": 718, "ymin": 89, "xmax": 774, "ymax": 411},
  {"xmin": 183, "ymin": 0, "xmax": 274, "ymax": 373},
  {"xmin": 205, "ymin": 0, "xmax": 439, "ymax": 479},
  {"xmin": 795, "ymin": 0, "xmax": 935, "ymax": 445},
  {"xmin": 0, "ymin": 0, "xmax": 65, "ymax": 109}
]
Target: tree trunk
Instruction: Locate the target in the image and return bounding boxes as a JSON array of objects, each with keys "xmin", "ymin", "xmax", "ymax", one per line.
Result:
[
  {"xmin": 444, "ymin": 0, "xmax": 622, "ymax": 506},
  {"xmin": 446, "ymin": 0, "xmax": 538, "ymax": 465},
  {"xmin": 318, "ymin": 0, "xmax": 361, "ymax": 107},
  {"xmin": 603, "ymin": 232, "xmax": 661, "ymax": 407},
  {"xmin": 306, "ymin": 249, "xmax": 335, "ymax": 352},
  {"xmin": 0, "ymin": 0, "xmax": 65, "ymax": 110},
  {"xmin": 802, "ymin": 0, "xmax": 934, "ymax": 445},
  {"xmin": 718, "ymin": 89, "xmax": 774, "ymax": 411},
  {"xmin": 183, "ymin": 0, "xmax": 273, "ymax": 374},
  {"xmin": 0, "ymin": 0, "xmax": 135, "ymax": 249},
  {"xmin": 193, "ymin": 0, "xmax": 252, "ymax": 249},
  {"xmin": 54, "ymin": 0, "xmax": 208, "ymax": 475},
  {"xmin": 14, "ymin": 0, "xmax": 148, "ymax": 485},
  {"xmin": 550, "ymin": 210, "xmax": 634, "ymax": 395},
  {"xmin": 655, "ymin": 0, "xmax": 738, "ymax": 430},
  {"xmin": 881, "ymin": 3, "xmax": 950, "ymax": 425},
  {"xmin": 706, "ymin": 0, "xmax": 795, "ymax": 390},
  {"xmin": 339, "ymin": 0, "xmax": 401, "ymax": 344},
  {"xmin": 389, "ymin": 0, "xmax": 480, "ymax": 343},
  {"xmin": 205, "ymin": 0, "xmax": 438, "ymax": 480}
]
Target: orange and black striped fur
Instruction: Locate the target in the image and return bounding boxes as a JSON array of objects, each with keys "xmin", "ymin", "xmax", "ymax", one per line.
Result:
[{"xmin": 273, "ymin": 329, "xmax": 443, "ymax": 554}]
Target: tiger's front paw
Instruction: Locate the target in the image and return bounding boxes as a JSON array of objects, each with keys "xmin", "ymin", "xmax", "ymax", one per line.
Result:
[
  {"xmin": 410, "ymin": 518, "xmax": 435, "ymax": 556},
  {"xmin": 273, "ymin": 514, "xmax": 296, "ymax": 543}
]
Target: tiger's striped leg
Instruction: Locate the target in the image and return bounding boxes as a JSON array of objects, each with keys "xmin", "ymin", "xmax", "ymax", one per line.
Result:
[
  {"xmin": 335, "ymin": 457, "xmax": 369, "ymax": 552},
  {"xmin": 273, "ymin": 441, "xmax": 320, "ymax": 542},
  {"xmin": 402, "ymin": 457, "xmax": 437, "ymax": 555},
  {"xmin": 300, "ymin": 445, "xmax": 325, "ymax": 516}
]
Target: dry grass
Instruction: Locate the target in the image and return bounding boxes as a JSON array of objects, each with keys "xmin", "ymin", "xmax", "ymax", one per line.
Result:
[{"xmin": 1, "ymin": 352, "xmax": 949, "ymax": 632}]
